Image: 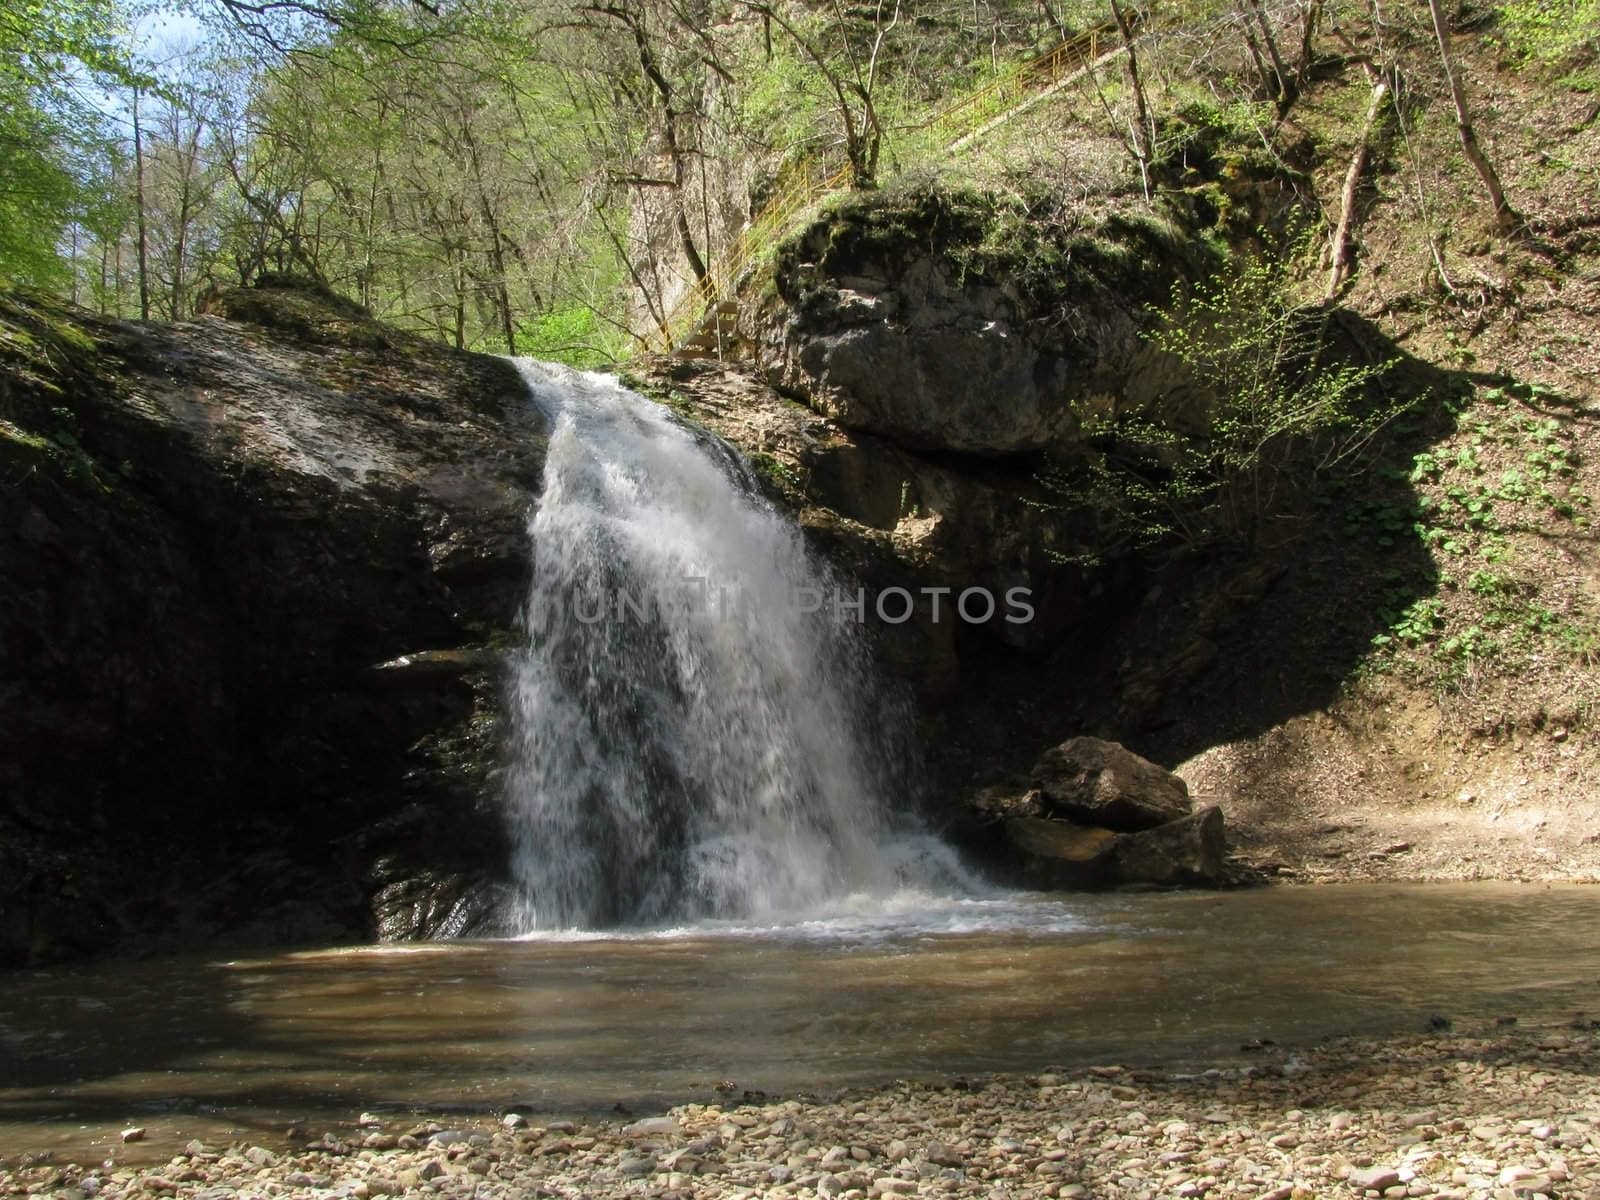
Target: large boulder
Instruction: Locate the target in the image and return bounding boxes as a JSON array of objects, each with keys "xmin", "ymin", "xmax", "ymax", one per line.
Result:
[
  {"xmin": 1030, "ymin": 736, "xmax": 1193, "ymax": 831},
  {"xmin": 984, "ymin": 740, "xmax": 1226, "ymax": 889},
  {"xmin": 1005, "ymin": 817, "xmax": 1118, "ymax": 889},
  {"xmin": 754, "ymin": 187, "xmax": 1207, "ymax": 456},
  {"xmin": 1002, "ymin": 806, "xmax": 1228, "ymax": 890},
  {"xmin": 1111, "ymin": 806, "xmax": 1227, "ymax": 886},
  {"xmin": 0, "ymin": 280, "xmax": 544, "ymax": 964}
]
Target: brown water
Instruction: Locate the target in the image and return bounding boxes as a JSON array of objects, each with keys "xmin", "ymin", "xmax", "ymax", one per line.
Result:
[{"xmin": 3, "ymin": 883, "xmax": 1598, "ymax": 1163}]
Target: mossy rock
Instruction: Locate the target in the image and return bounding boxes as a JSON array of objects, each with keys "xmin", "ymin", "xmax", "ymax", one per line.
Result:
[
  {"xmin": 209, "ymin": 275, "xmax": 397, "ymax": 353},
  {"xmin": 778, "ymin": 181, "xmax": 1217, "ymax": 318},
  {"xmin": 0, "ymin": 290, "xmax": 112, "ymax": 392}
]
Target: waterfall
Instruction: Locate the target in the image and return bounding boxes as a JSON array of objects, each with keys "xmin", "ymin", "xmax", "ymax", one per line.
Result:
[{"xmin": 504, "ymin": 361, "xmax": 965, "ymax": 932}]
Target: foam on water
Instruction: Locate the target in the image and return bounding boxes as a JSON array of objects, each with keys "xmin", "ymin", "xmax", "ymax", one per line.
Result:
[{"xmin": 508, "ymin": 891, "xmax": 1096, "ymax": 945}]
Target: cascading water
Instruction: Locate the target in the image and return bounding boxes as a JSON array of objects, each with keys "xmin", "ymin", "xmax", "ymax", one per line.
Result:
[{"xmin": 504, "ymin": 360, "xmax": 970, "ymax": 932}]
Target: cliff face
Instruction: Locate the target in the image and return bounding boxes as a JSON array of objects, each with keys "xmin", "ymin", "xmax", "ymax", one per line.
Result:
[
  {"xmin": 755, "ymin": 188, "xmax": 1208, "ymax": 456},
  {"xmin": 641, "ymin": 183, "xmax": 1486, "ymax": 884},
  {"xmin": 9, "ymin": 170, "xmax": 1584, "ymax": 966},
  {"xmin": 0, "ymin": 281, "xmax": 545, "ymax": 965},
  {"xmin": 648, "ymin": 188, "xmax": 1221, "ymax": 706}
]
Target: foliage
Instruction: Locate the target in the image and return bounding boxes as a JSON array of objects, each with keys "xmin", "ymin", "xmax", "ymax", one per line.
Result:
[
  {"xmin": 0, "ymin": 0, "xmax": 140, "ymax": 286},
  {"xmin": 3, "ymin": 0, "xmax": 1570, "ymax": 372},
  {"xmin": 1495, "ymin": 0, "xmax": 1600, "ymax": 65},
  {"xmin": 517, "ymin": 305, "xmax": 628, "ymax": 370},
  {"xmin": 1040, "ymin": 239, "xmax": 1400, "ymax": 562},
  {"xmin": 1366, "ymin": 379, "xmax": 1597, "ymax": 693},
  {"xmin": 738, "ymin": 12, "xmax": 844, "ymax": 157}
]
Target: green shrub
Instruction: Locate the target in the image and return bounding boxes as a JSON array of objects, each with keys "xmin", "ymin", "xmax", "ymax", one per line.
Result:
[
  {"xmin": 1039, "ymin": 239, "xmax": 1401, "ymax": 560},
  {"xmin": 1496, "ymin": 0, "xmax": 1600, "ymax": 64}
]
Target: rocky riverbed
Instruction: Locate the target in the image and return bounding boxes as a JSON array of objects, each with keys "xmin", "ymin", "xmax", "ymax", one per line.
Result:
[{"xmin": 7, "ymin": 1027, "xmax": 1598, "ymax": 1200}]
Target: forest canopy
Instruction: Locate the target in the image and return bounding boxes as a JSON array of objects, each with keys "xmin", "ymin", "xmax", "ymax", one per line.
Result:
[
  {"xmin": 0, "ymin": 0, "xmax": 1102, "ymax": 360},
  {"xmin": 5, "ymin": 0, "xmax": 1597, "ymax": 361}
]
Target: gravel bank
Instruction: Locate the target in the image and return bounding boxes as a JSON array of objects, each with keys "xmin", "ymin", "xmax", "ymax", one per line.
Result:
[{"xmin": 6, "ymin": 1029, "xmax": 1598, "ymax": 1200}]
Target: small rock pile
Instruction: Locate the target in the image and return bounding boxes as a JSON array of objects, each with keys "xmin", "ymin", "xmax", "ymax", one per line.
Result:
[
  {"xmin": 990, "ymin": 737, "xmax": 1229, "ymax": 888},
  {"xmin": 4, "ymin": 1028, "xmax": 1597, "ymax": 1200}
]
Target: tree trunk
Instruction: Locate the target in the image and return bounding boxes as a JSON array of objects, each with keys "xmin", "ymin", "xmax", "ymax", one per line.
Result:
[
  {"xmin": 602, "ymin": 3, "xmax": 710, "ymax": 285},
  {"xmin": 1038, "ymin": 0, "xmax": 1068, "ymax": 41},
  {"xmin": 1244, "ymin": 0, "xmax": 1296, "ymax": 113},
  {"xmin": 1295, "ymin": 0, "xmax": 1323, "ymax": 82},
  {"xmin": 462, "ymin": 125, "xmax": 518, "ymax": 354},
  {"xmin": 1325, "ymin": 72, "xmax": 1391, "ymax": 299},
  {"xmin": 1107, "ymin": 0, "xmax": 1153, "ymax": 193},
  {"xmin": 1427, "ymin": 0, "xmax": 1518, "ymax": 230},
  {"xmin": 132, "ymin": 89, "xmax": 150, "ymax": 322}
]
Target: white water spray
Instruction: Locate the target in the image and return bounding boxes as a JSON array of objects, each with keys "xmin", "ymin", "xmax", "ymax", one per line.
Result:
[{"xmin": 504, "ymin": 361, "xmax": 972, "ymax": 932}]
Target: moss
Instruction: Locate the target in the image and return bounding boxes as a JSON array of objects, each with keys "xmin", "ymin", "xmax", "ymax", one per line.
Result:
[
  {"xmin": 777, "ymin": 181, "xmax": 1223, "ymax": 320},
  {"xmin": 799, "ymin": 184, "xmax": 994, "ymax": 277},
  {"xmin": 747, "ymin": 451, "xmax": 804, "ymax": 496},
  {"xmin": 0, "ymin": 406, "xmax": 116, "ymax": 496},
  {"xmin": 0, "ymin": 417, "xmax": 52, "ymax": 453},
  {"xmin": 0, "ymin": 289, "xmax": 112, "ymax": 390},
  {"xmin": 213, "ymin": 277, "xmax": 396, "ymax": 353},
  {"xmin": 617, "ymin": 369, "xmax": 713, "ymax": 435}
]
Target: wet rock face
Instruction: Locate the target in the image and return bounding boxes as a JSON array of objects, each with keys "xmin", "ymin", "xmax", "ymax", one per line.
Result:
[
  {"xmin": 647, "ymin": 359, "xmax": 1081, "ymax": 705},
  {"xmin": 1110, "ymin": 805, "xmax": 1227, "ymax": 886},
  {"xmin": 0, "ymin": 282, "xmax": 545, "ymax": 965}
]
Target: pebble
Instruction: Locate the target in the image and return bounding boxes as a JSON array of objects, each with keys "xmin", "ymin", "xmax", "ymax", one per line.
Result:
[
  {"xmin": 622, "ymin": 1116, "xmax": 679, "ymax": 1138},
  {"xmin": 926, "ymin": 1141, "xmax": 963, "ymax": 1167},
  {"xmin": 7, "ymin": 1031, "xmax": 1600, "ymax": 1200}
]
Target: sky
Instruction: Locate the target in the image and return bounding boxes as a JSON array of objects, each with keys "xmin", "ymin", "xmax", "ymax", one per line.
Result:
[
  {"xmin": 83, "ymin": 5, "xmax": 219, "ymax": 131},
  {"xmin": 134, "ymin": 7, "xmax": 210, "ymax": 63}
]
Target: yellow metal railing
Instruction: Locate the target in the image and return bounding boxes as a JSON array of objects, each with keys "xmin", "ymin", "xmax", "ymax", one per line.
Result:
[
  {"xmin": 899, "ymin": 22, "xmax": 1111, "ymax": 160},
  {"xmin": 643, "ymin": 19, "xmax": 1125, "ymax": 355},
  {"xmin": 643, "ymin": 157, "xmax": 851, "ymax": 355}
]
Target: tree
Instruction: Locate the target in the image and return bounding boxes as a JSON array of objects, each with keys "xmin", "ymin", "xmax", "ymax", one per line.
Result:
[
  {"xmin": 1426, "ymin": 0, "xmax": 1519, "ymax": 232},
  {"xmin": 1107, "ymin": 0, "xmax": 1153, "ymax": 195},
  {"xmin": 740, "ymin": 0, "xmax": 901, "ymax": 189},
  {"xmin": 1042, "ymin": 244, "xmax": 1399, "ymax": 557},
  {"xmin": 1324, "ymin": 64, "xmax": 1393, "ymax": 299},
  {"xmin": 0, "ymin": 0, "xmax": 140, "ymax": 285},
  {"xmin": 132, "ymin": 87, "xmax": 151, "ymax": 317}
]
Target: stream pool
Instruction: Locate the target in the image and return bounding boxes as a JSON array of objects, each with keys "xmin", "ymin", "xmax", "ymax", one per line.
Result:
[{"xmin": 3, "ymin": 882, "xmax": 1598, "ymax": 1162}]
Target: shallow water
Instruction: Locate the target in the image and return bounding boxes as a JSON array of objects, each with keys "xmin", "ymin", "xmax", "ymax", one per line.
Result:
[{"xmin": 3, "ymin": 882, "xmax": 1599, "ymax": 1162}]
